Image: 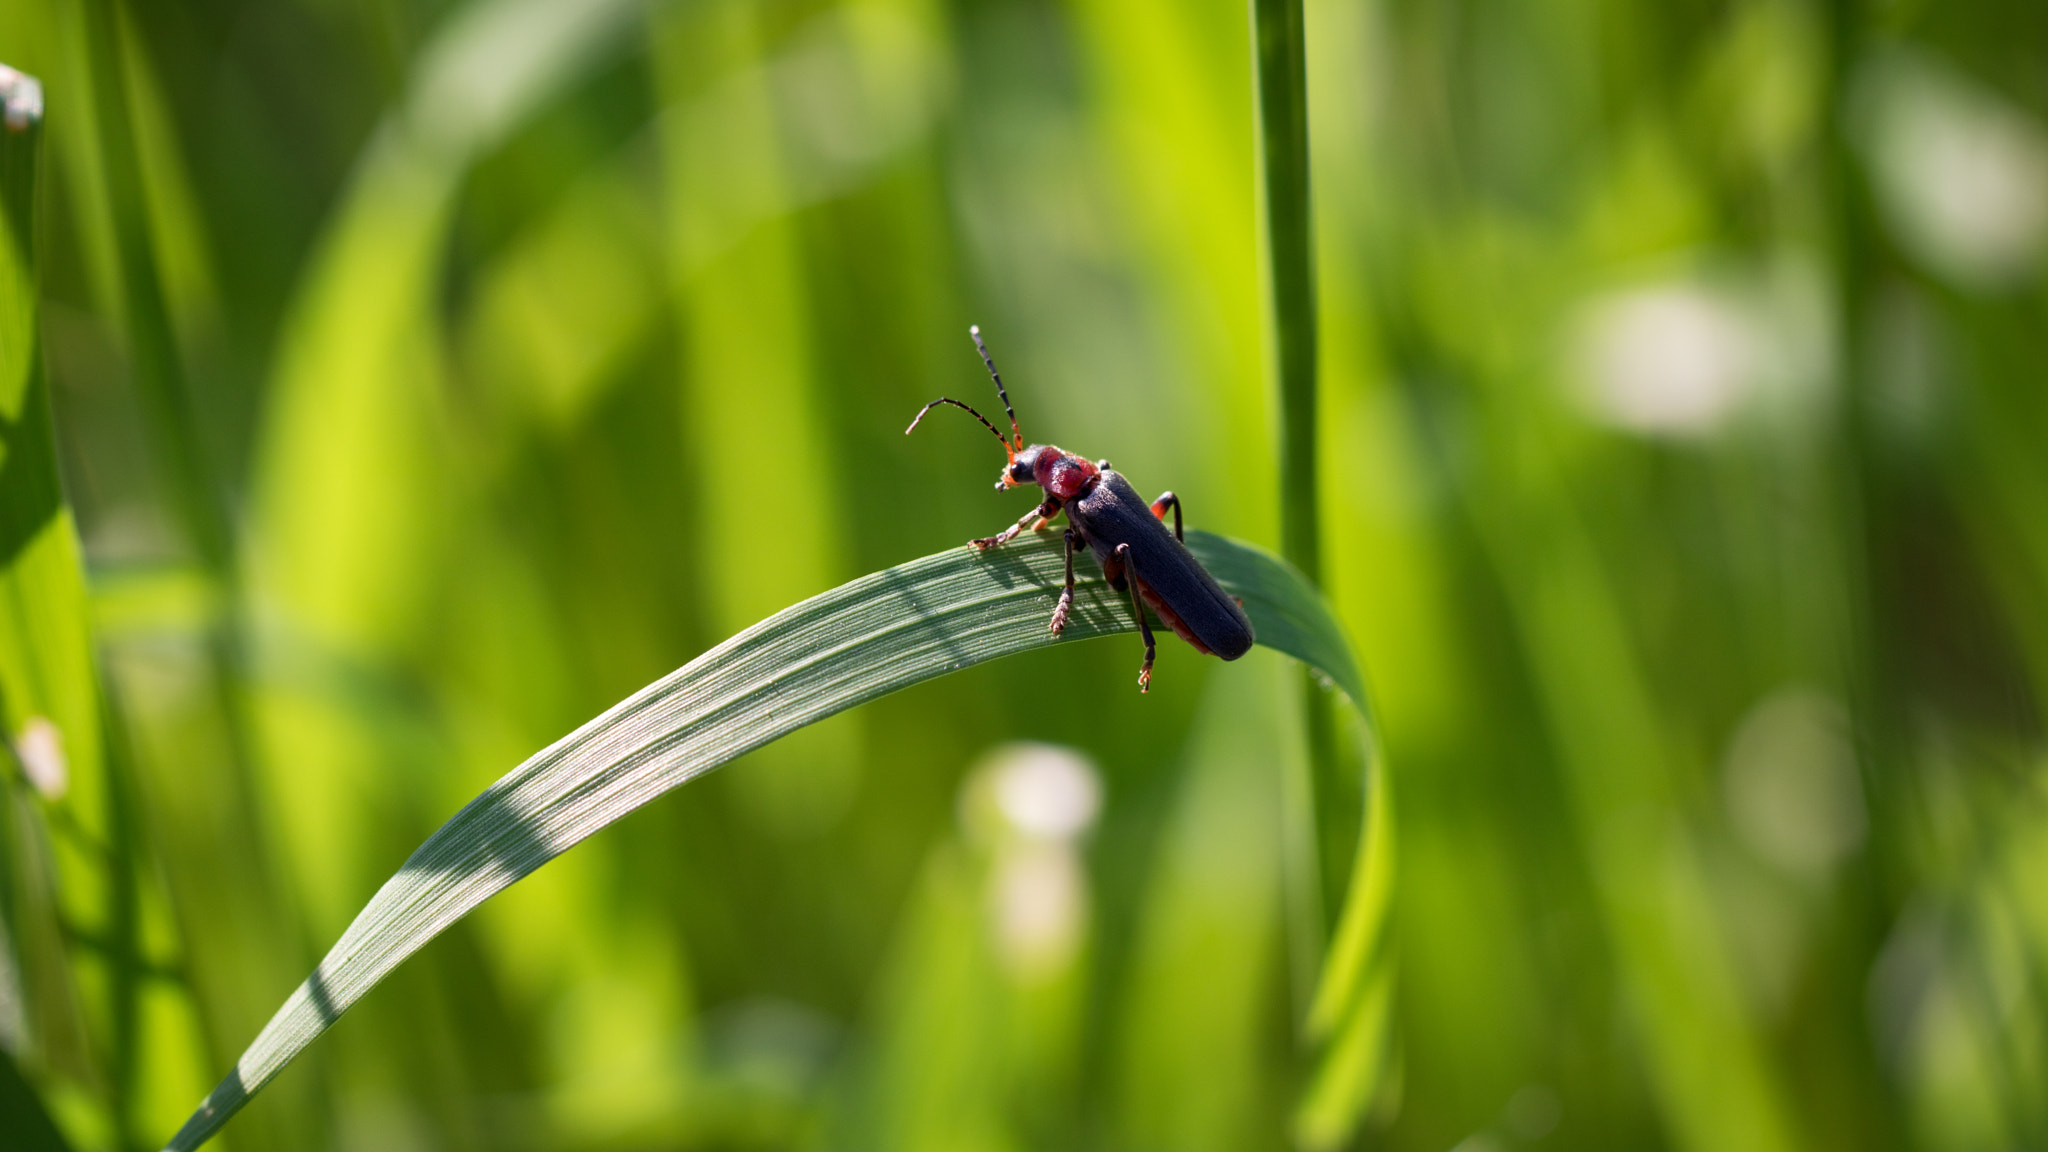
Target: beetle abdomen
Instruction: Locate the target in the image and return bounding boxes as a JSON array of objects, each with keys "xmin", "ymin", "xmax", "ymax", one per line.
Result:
[
  {"xmin": 1071, "ymin": 470, "xmax": 1255, "ymax": 660},
  {"xmin": 1136, "ymin": 579, "xmax": 1216, "ymax": 656}
]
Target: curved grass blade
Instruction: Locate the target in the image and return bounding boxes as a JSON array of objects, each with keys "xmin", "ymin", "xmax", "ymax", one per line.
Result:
[{"xmin": 163, "ymin": 530, "xmax": 1370, "ymax": 1151}]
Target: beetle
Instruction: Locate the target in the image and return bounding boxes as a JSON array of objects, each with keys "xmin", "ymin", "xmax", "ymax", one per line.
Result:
[{"xmin": 906, "ymin": 325, "xmax": 1255, "ymax": 692}]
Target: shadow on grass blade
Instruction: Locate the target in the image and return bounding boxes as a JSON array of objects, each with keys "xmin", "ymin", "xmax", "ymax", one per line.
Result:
[{"xmin": 163, "ymin": 531, "xmax": 1371, "ymax": 1151}]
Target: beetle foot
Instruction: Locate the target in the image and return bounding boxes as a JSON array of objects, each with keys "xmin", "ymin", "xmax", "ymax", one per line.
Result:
[
  {"xmin": 1050, "ymin": 594, "xmax": 1072, "ymax": 636},
  {"xmin": 1137, "ymin": 663, "xmax": 1152, "ymax": 693},
  {"xmin": 970, "ymin": 536, "xmax": 998, "ymax": 550}
]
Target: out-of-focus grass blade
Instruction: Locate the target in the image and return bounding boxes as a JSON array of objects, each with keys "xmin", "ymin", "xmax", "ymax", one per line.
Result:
[
  {"xmin": 1294, "ymin": 759, "xmax": 1396, "ymax": 1149},
  {"xmin": 1249, "ymin": 0, "xmax": 1390, "ymax": 1135},
  {"xmin": 2, "ymin": 63, "xmax": 128, "ymax": 1138},
  {"xmin": 164, "ymin": 530, "xmax": 1368, "ymax": 1150},
  {"xmin": 0, "ymin": 1045, "xmax": 73, "ymax": 1152}
]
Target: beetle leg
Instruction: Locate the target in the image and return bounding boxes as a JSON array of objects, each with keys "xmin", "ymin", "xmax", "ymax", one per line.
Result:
[
  {"xmin": 1101, "ymin": 550, "xmax": 1127, "ymax": 593},
  {"xmin": 973, "ymin": 497, "xmax": 1062, "ymax": 550},
  {"xmin": 1050, "ymin": 528, "xmax": 1081, "ymax": 636},
  {"xmin": 1113, "ymin": 543, "xmax": 1157, "ymax": 692},
  {"xmin": 1149, "ymin": 490, "xmax": 1183, "ymax": 542}
]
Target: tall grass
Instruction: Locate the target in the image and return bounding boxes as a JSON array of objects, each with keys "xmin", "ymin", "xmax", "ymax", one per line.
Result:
[{"xmin": 4, "ymin": 0, "xmax": 2048, "ymax": 1150}]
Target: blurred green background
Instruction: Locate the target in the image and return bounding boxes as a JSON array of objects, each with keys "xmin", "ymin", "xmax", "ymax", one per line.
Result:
[{"xmin": 5, "ymin": 0, "xmax": 2048, "ymax": 1148}]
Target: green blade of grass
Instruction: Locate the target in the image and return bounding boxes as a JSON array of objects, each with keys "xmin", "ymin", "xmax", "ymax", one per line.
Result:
[
  {"xmin": 74, "ymin": 0, "xmax": 229, "ymax": 571},
  {"xmin": 162, "ymin": 529, "xmax": 1369, "ymax": 1151},
  {"xmin": 4, "ymin": 62, "xmax": 138, "ymax": 1145},
  {"xmin": 1249, "ymin": 0, "xmax": 1356, "ymax": 968},
  {"xmin": 1249, "ymin": 0, "xmax": 1318, "ymax": 587}
]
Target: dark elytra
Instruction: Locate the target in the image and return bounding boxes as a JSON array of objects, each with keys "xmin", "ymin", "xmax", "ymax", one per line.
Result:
[{"xmin": 1069, "ymin": 468, "xmax": 1253, "ymax": 660}]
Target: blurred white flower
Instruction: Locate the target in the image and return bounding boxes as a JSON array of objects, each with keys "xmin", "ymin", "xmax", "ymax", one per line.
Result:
[
  {"xmin": 993, "ymin": 742, "xmax": 1101, "ymax": 841},
  {"xmin": 12, "ymin": 717, "xmax": 67, "ymax": 801},
  {"xmin": 1723, "ymin": 687, "xmax": 1865, "ymax": 877},
  {"xmin": 1573, "ymin": 283, "xmax": 1759, "ymax": 436},
  {"xmin": 1570, "ymin": 260, "xmax": 1832, "ymax": 439},
  {"xmin": 960, "ymin": 742, "xmax": 1101, "ymax": 979},
  {"xmin": 1859, "ymin": 52, "xmax": 2048, "ymax": 290},
  {"xmin": 1, "ymin": 65, "xmax": 43, "ymax": 130}
]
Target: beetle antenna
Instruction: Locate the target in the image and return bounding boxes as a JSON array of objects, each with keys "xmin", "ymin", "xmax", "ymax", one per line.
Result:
[
  {"xmin": 968, "ymin": 324, "xmax": 1022, "ymax": 451},
  {"xmin": 906, "ymin": 397, "xmax": 1017, "ymax": 463}
]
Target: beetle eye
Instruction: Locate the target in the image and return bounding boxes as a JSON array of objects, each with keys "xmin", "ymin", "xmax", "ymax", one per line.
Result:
[{"xmin": 1008, "ymin": 446, "xmax": 1043, "ymax": 484}]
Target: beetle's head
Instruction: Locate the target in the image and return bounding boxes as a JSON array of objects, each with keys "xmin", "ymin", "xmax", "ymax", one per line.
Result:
[{"xmin": 999, "ymin": 445, "xmax": 1046, "ymax": 490}]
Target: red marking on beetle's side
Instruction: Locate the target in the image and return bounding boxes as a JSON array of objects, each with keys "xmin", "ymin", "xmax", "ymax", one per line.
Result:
[{"xmin": 1135, "ymin": 576, "xmax": 1215, "ymax": 656}]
